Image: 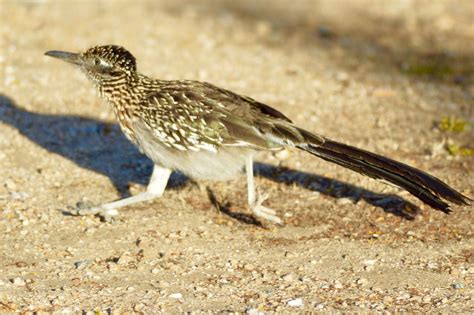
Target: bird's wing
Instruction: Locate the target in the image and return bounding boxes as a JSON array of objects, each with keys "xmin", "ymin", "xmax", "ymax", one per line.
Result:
[
  {"xmin": 196, "ymin": 81, "xmax": 293, "ymax": 123},
  {"xmin": 139, "ymin": 80, "xmax": 322, "ymax": 152},
  {"xmin": 135, "ymin": 83, "xmax": 272, "ymax": 151}
]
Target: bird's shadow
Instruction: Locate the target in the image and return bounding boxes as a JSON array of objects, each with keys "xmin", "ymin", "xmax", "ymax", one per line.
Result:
[
  {"xmin": 0, "ymin": 94, "xmax": 419, "ymax": 221},
  {"xmin": 0, "ymin": 94, "xmax": 187, "ymax": 198},
  {"xmin": 254, "ymin": 163, "xmax": 420, "ymax": 220},
  {"xmin": 205, "ymin": 186, "xmax": 264, "ymax": 227}
]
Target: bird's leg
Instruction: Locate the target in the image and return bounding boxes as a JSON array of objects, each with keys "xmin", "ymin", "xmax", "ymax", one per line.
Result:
[
  {"xmin": 75, "ymin": 164, "xmax": 172, "ymax": 220},
  {"xmin": 245, "ymin": 156, "xmax": 283, "ymax": 225}
]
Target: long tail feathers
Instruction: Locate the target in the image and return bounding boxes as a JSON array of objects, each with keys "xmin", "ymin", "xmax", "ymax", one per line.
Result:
[{"xmin": 296, "ymin": 129, "xmax": 471, "ymax": 213}]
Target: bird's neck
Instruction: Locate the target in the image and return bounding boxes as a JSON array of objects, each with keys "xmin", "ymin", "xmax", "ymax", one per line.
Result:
[
  {"xmin": 95, "ymin": 74, "xmax": 145, "ymax": 109},
  {"xmin": 95, "ymin": 74, "xmax": 160, "ymax": 142}
]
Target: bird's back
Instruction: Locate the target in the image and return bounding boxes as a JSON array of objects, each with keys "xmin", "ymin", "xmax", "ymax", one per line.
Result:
[{"xmin": 124, "ymin": 79, "xmax": 306, "ymax": 153}]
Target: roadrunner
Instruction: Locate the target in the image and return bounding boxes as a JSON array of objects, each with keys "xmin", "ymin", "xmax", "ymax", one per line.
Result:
[{"xmin": 45, "ymin": 45, "xmax": 470, "ymax": 223}]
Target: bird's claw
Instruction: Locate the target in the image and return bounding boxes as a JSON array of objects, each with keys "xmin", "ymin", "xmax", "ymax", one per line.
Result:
[
  {"xmin": 71, "ymin": 204, "xmax": 119, "ymax": 222},
  {"xmin": 251, "ymin": 191, "xmax": 283, "ymax": 225}
]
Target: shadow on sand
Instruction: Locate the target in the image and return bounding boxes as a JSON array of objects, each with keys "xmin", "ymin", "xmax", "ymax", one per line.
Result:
[{"xmin": 0, "ymin": 94, "xmax": 420, "ymax": 222}]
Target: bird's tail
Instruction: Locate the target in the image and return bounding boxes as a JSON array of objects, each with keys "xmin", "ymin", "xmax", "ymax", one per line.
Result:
[{"xmin": 295, "ymin": 128, "xmax": 470, "ymax": 213}]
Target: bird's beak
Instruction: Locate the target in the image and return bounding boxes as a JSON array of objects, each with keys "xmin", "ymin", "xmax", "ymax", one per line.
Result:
[{"xmin": 44, "ymin": 50, "xmax": 83, "ymax": 66}]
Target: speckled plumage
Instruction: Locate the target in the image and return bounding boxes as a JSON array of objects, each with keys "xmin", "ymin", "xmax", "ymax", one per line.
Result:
[
  {"xmin": 45, "ymin": 45, "xmax": 469, "ymax": 222},
  {"xmin": 73, "ymin": 45, "xmax": 320, "ymax": 180}
]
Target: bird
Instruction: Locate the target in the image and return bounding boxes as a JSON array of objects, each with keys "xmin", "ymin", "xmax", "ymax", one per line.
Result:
[{"xmin": 45, "ymin": 45, "xmax": 470, "ymax": 224}]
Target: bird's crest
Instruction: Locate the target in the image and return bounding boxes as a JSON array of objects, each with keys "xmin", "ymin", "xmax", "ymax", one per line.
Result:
[{"xmin": 84, "ymin": 45, "xmax": 136, "ymax": 72}]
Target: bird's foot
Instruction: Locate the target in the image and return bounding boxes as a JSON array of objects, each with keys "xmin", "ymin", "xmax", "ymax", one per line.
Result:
[
  {"xmin": 250, "ymin": 192, "xmax": 283, "ymax": 225},
  {"xmin": 71, "ymin": 202, "xmax": 119, "ymax": 222},
  {"xmin": 69, "ymin": 191, "xmax": 163, "ymax": 222}
]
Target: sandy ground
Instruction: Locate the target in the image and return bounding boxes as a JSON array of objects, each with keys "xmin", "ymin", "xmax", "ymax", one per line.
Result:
[{"xmin": 1, "ymin": 0, "xmax": 473, "ymax": 313}]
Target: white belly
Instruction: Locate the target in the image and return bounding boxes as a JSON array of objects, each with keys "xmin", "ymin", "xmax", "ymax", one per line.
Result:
[
  {"xmin": 130, "ymin": 122, "xmax": 255, "ymax": 180},
  {"xmin": 144, "ymin": 141, "xmax": 253, "ymax": 180}
]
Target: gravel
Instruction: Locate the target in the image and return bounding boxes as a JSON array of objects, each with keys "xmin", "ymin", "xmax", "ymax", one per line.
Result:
[{"xmin": 0, "ymin": 0, "xmax": 472, "ymax": 313}]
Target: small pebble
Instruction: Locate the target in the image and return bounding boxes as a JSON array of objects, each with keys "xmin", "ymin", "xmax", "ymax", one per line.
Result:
[
  {"xmin": 422, "ymin": 296, "xmax": 431, "ymax": 303},
  {"xmin": 281, "ymin": 273, "xmax": 296, "ymax": 282},
  {"xmin": 11, "ymin": 277, "xmax": 25, "ymax": 286},
  {"xmin": 336, "ymin": 197, "xmax": 354, "ymax": 205},
  {"xmin": 169, "ymin": 292, "xmax": 182, "ymax": 299},
  {"xmin": 5, "ymin": 179, "xmax": 17, "ymax": 190},
  {"xmin": 452, "ymin": 283, "xmax": 464, "ymax": 289},
  {"xmin": 246, "ymin": 308, "xmax": 264, "ymax": 315},
  {"xmin": 315, "ymin": 303, "xmax": 325, "ymax": 309},
  {"xmin": 10, "ymin": 191, "xmax": 28, "ymax": 200},
  {"xmin": 74, "ymin": 260, "xmax": 90, "ymax": 270},
  {"xmin": 244, "ymin": 264, "xmax": 255, "ymax": 271},
  {"xmin": 363, "ymin": 259, "xmax": 377, "ymax": 266},
  {"xmin": 134, "ymin": 303, "xmax": 145, "ymax": 311},
  {"xmin": 334, "ymin": 281, "xmax": 343, "ymax": 289},
  {"xmin": 427, "ymin": 262, "xmax": 438, "ymax": 269},
  {"xmin": 398, "ymin": 293, "xmax": 410, "ymax": 300},
  {"xmin": 117, "ymin": 252, "xmax": 133, "ymax": 265},
  {"xmin": 356, "ymin": 278, "xmax": 368, "ymax": 286},
  {"xmin": 287, "ymin": 298, "xmax": 303, "ymax": 307}
]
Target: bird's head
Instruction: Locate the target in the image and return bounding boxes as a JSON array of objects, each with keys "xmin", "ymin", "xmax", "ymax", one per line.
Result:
[{"xmin": 45, "ymin": 45, "xmax": 137, "ymax": 86}]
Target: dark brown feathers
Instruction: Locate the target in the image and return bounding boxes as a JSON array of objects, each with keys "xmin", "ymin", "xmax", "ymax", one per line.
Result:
[{"xmin": 298, "ymin": 135, "xmax": 470, "ymax": 213}]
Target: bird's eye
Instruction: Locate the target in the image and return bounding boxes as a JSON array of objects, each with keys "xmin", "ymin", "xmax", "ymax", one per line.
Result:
[{"xmin": 93, "ymin": 58, "xmax": 101, "ymax": 66}]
